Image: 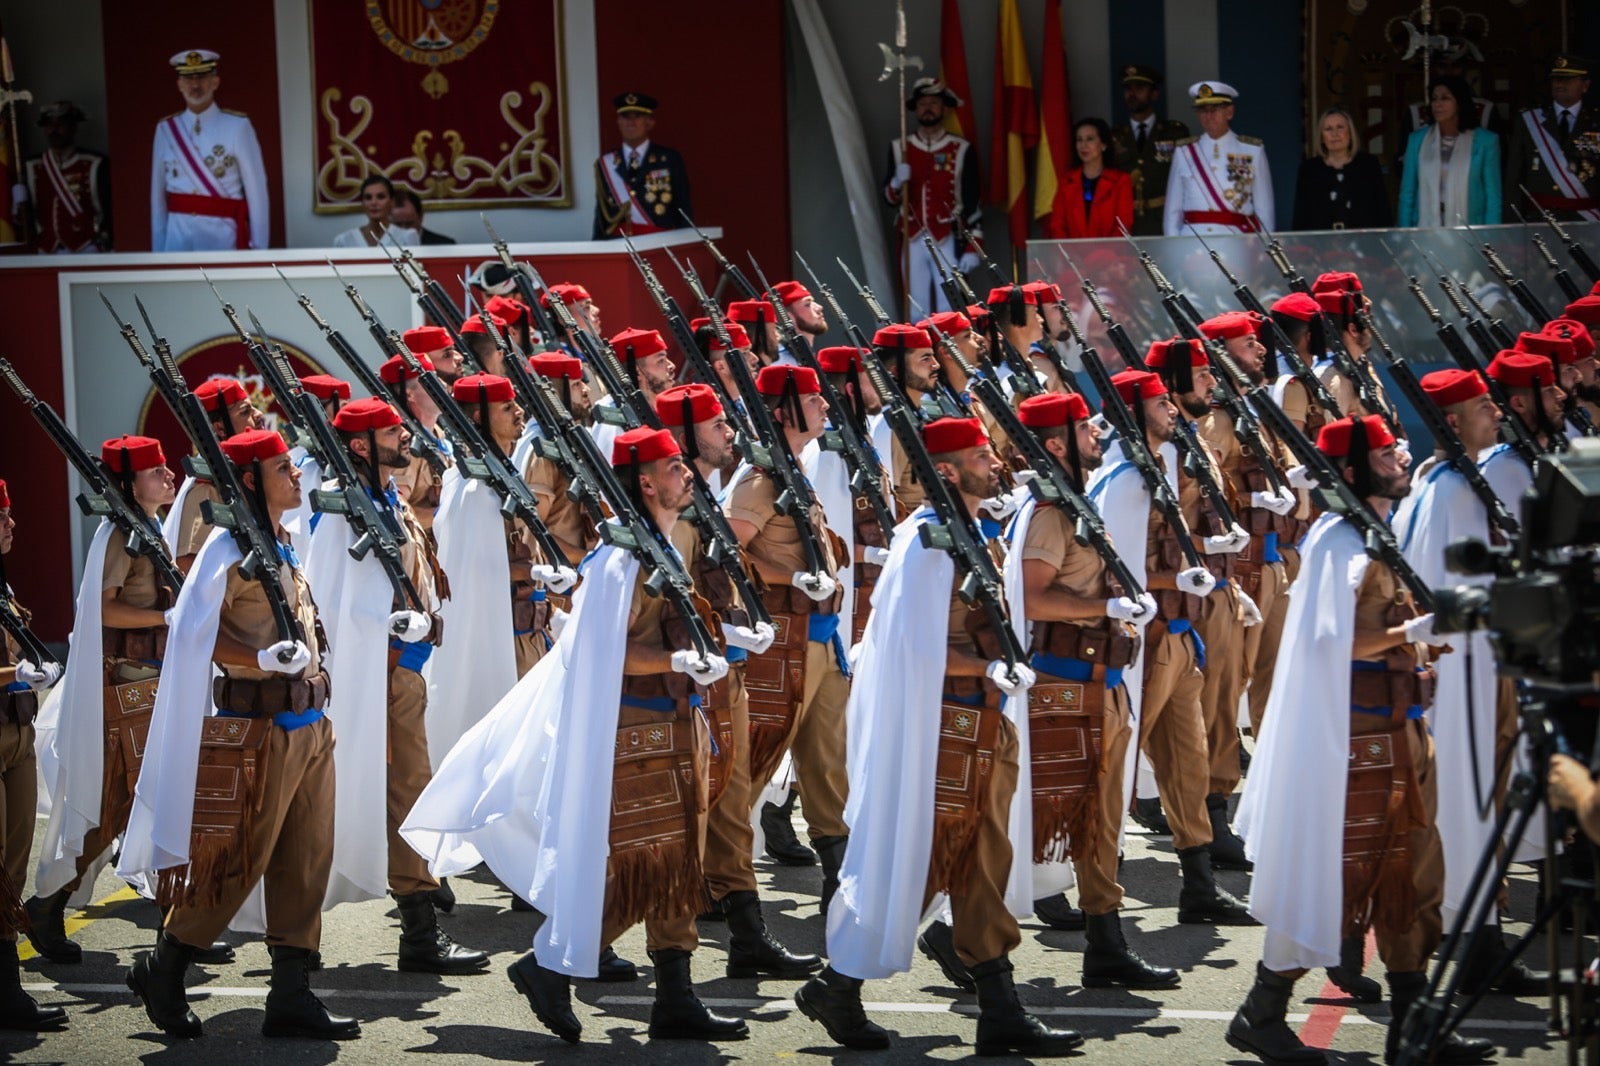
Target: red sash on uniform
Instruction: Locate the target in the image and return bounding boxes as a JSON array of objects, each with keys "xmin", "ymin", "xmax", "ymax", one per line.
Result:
[
  {"xmin": 598, "ymin": 151, "xmax": 663, "ymax": 237},
  {"xmin": 163, "ymin": 115, "xmax": 251, "ymax": 249},
  {"xmin": 1524, "ymin": 109, "xmax": 1600, "ymax": 222},
  {"xmin": 1182, "ymin": 141, "xmax": 1260, "ymax": 232}
]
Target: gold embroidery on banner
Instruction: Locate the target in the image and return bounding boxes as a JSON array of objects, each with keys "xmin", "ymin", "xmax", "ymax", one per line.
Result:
[{"xmin": 366, "ymin": 0, "xmax": 500, "ymax": 98}]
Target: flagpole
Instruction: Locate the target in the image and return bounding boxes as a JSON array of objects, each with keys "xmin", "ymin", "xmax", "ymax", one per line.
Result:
[{"xmin": 894, "ymin": 1, "xmax": 910, "ymax": 320}]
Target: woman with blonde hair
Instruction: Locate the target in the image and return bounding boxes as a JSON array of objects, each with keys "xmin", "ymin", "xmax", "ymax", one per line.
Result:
[{"xmin": 1292, "ymin": 107, "xmax": 1391, "ymax": 230}]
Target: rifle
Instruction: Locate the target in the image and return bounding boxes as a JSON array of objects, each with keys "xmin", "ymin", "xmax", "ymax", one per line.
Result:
[
  {"xmin": 0, "ymin": 589, "xmax": 57, "ymax": 673},
  {"xmin": 243, "ymin": 310, "xmax": 427, "ymax": 611},
  {"xmin": 100, "ymin": 291, "xmax": 213, "ymax": 485},
  {"xmin": 0, "ymin": 357, "xmax": 183, "ymax": 595},
  {"xmin": 134, "ymin": 297, "xmax": 305, "ymax": 657},
  {"xmin": 276, "ymin": 266, "xmax": 448, "ymax": 476},
  {"xmin": 1209, "ymin": 347, "xmax": 1435, "ymax": 611},
  {"xmin": 1057, "ymin": 299, "xmax": 1206, "ymax": 571},
  {"xmin": 1408, "ymin": 242, "xmax": 1509, "ymax": 361},
  {"xmin": 951, "ymin": 216, "xmax": 1006, "ymax": 286},
  {"xmin": 1185, "ymin": 226, "xmax": 1342, "ymax": 421},
  {"xmin": 1521, "ymin": 185, "xmax": 1600, "ymax": 283},
  {"xmin": 1457, "ymin": 220, "xmax": 1551, "ymax": 326},
  {"xmin": 683, "ymin": 212, "xmax": 761, "ymax": 300},
  {"xmin": 397, "ymin": 247, "xmax": 466, "ymax": 334},
  {"xmin": 1355, "ymin": 308, "xmax": 1521, "ymax": 537},
  {"xmin": 624, "ymin": 235, "xmax": 742, "ymax": 428},
  {"xmin": 480, "ymin": 215, "xmax": 563, "ymax": 345},
  {"xmin": 925, "ymin": 236, "xmax": 1042, "ymax": 398},
  {"xmin": 1513, "ymin": 206, "xmax": 1585, "ymax": 303},
  {"xmin": 378, "ymin": 245, "xmax": 479, "ymax": 372}
]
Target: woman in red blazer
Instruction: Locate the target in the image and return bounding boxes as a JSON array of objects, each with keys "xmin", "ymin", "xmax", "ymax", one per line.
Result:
[{"xmin": 1045, "ymin": 118, "xmax": 1134, "ymax": 239}]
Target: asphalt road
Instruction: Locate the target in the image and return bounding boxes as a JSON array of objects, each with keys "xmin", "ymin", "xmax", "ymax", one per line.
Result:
[{"xmin": 1, "ymin": 799, "xmax": 1568, "ymax": 1064}]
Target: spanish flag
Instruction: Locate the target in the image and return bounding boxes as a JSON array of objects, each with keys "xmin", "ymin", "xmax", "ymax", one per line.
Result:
[
  {"xmin": 988, "ymin": 0, "xmax": 1036, "ymax": 248},
  {"xmin": 938, "ymin": 0, "xmax": 977, "ymax": 144},
  {"xmin": 1033, "ymin": 0, "xmax": 1073, "ymax": 224}
]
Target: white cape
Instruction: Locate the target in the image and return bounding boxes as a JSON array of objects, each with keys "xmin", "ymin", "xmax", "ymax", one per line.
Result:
[
  {"xmin": 281, "ymin": 450, "xmax": 321, "ymax": 557},
  {"xmin": 803, "ymin": 440, "xmax": 856, "ymax": 638},
  {"xmin": 161, "ymin": 475, "xmax": 199, "ymax": 550}
]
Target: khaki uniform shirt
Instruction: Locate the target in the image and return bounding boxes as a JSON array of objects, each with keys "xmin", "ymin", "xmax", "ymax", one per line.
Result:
[
  {"xmin": 218, "ymin": 548, "xmax": 322, "ymax": 683},
  {"xmin": 103, "ymin": 529, "xmax": 164, "ymax": 609},
  {"xmin": 173, "ymin": 480, "xmax": 221, "ymax": 559},
  {"xmin": 726, "ymin": 467, "xmax": 840, "ymax": 583}
]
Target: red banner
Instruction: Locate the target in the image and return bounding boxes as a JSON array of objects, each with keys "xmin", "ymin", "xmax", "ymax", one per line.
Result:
[{"xmin": 310, "ymin": 0, "xmax": 569, "ymax": 213}]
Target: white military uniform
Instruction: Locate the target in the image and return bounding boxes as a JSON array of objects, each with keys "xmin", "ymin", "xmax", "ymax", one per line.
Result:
[
  {"xmin": 150, "ymin": 52, "xmax": 269, "ymax": 253},
  {"xmin": 1163, "ymin": 81, "xmax": 1274, "ymax": 236}
]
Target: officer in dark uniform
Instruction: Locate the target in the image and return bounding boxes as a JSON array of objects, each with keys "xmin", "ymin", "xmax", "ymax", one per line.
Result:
[
  {"xmin": 592, "ymin": 92, "xmax": 692, "ymax": 239},
  {"xmin": 1110, "ymin": 65, "xmax": 1190, "ymax": 237},
  {"xmin": 1504, "ymin": 54, "xmax": 1599, "ymax": 222}
]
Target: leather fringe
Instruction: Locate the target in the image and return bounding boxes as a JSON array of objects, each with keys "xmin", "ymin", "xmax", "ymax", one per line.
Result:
[{"xmin": 1033, "ymin": 788, "xmax": 1099, "ymax": 866}]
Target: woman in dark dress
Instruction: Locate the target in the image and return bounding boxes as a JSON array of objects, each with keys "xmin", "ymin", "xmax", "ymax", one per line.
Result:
[{"xmin": 1293, "ymin": 107, "xmax": 1391, "ymax": 230}]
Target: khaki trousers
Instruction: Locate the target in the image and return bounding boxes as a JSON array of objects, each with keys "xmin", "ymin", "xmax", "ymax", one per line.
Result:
[
  {"xmin": 514, "ymin": 631, "xmax": 545, "ymax": 679},
  {"xmin": 0, "ymin": 722, "xmax": 35, "ymax": 942},
  {"xmin": 1245, "ymin": 560, "xmax": 1292, "ymax": 739},
  {"xmin": 1073, "ymin": 684, "xmax": 1132, "ymax": 915},
  {"xmin": 165, "ymin": 716, "xmax": 336, "ymax": 952},
  {"xmin": 387, "ymin": 666, "xmax": 438, "ymax": 895},
  {"xmin": 1139, "ymin": 630, "xmax": 1213, "ymax": 850},
  {"xmin": 784, "ymin": 641, "xmax": 851, "ymax": 840},
  {"xmin": 1195, "ymin": 588, "xmax": 1245, "ymax": 797},
  {"xmin": 703, "ymin": 666, "xmax": 758, "ymax": 898}
]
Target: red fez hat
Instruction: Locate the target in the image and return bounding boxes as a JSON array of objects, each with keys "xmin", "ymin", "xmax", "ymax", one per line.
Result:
[
  {"xmin": 611, "ymin": 426, "xmax": 681, "ymax": 466},
  {"xmin": 922, "ymin": 416, "xmax": 988, "ymax": 453},
  {"xmin": 691, "ymin": 317, "xmax": 752, "ymax": 350},
  {"xmin": 873, "ymin": 323, "xmax": 933, "ymax": 349},
  {"xmin": 1145, "ymin": 338, "xmax": 1208, "ymax": 369},
  {"xmin": 1110, "ymin": 369, "xmax": 1168, "ymax": 405},
  {"xmin": 403, "ymin": 325, "xmax": 452, "ymax": 355},
  {"xmin": 1315, "ymin": 288, "xmax": 1367, "ymax": 318},
  {"xmin": 1516, "ymin": 331, "xmax": 1579, "ymax": 364},
  {"xmin": 0, "ymin": 480, "xmax": 8, "ymax": 508},
  {"xmin": 1420, "ymin": 368, "xmax": 1488, "ymax": 408},
  {"xmin": 817, "ymin": 346, "xmax": 867, "ymax": 373},
  {"xmin": 1544, "ymin": 318, "xmax": 1596, "ymax": 360},
  {"xmin": 1564, "ymin": 296, "xmax": 1600, "ymax": 326},
  {"xmin": 920, "ymin": 310, "xmax": 973, "ymax": 336},
  {"xmin": 1488, "ymin": 350, "xmax": 1556, "ymax": 389},
  {"xmin": 986, "ymin": 284, "xmax": 1037, "ymax": 306},
  {"xmin": 299, "ymin": 374, "xmax": 351, "ymax": 401},
  {"xmin": 195, "ymin": 377, "xmax": 247, "ymax": 413},
  {"xmin": 380, "ymin": 352, "xmax": 433, "ymax": 384},
  {"xmin": 726, "ymin": 300, "xmax": 775, "ymax": 325},
  {"xmin": 1021, "ymin": 280, "xmax": 1062, "ymax": 303},
  {"xmin": 539, "ymin": 282, "xmax": 592, "ymax": 309},
  {"xmin": 460, "ymin": 311, "xmax": 508, "ymax": 336},
  {"xmin": 451, "ymin": 373, "xmax": 515, "ymax": 403},
  {"xmin": 1592, "ymin": 280, "xmax": 1600, "ymax": 296},
  {"xmin": 656, "ymin": 383, "xmax": 723, "ymax": 426},
  {"xmin": 1018, "ymin": 391, "xmax": 1090, "ymax": 427},
  {"xmin": 483, "ymin": 295, "xmax": 531, "ymax": 328},
  {"xmin": 332, "ymin": 397, "xmax": 402, "ymax": 432},
  {"xmin": 1270, "ymin": 292, "xmax": 1320, "ymax": 321},
  {"xmin": 965, "ymin": 302, "xmax": 993, "ymax": 326},
  {"xmin": 1199, "ymin": 311, "xmax": 1257, "ymax": 341},
  {"xmin": 527, "ymin": 352, "xmax": 584, "ymax": 380},
  {"xmin": 1316, "ymin": 415, "xmax": 1395, "ymax": 458},
  {"xmin": 220, "ymin": 428, "xmax": 288, "ymax": 466},
  {"xmin": 756, "ymin": 364, "xmax": 821, "ymax": 396},
  {"xmin": 1311, "ymin": 271, "xmax": 1363, "ymax": 295},
  {"xmin": 772, "ymin": 281, "xmax": 811, "ymax": 304},
  {"xmin": 609, "ymin": 327, "xmax": 668, "ymax": 359},
  {"xmin": 100, "ymin": 434, "xmax": 166, "ymax": 473}
]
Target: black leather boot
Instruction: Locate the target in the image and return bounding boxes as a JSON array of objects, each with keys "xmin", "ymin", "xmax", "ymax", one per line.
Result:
[
  {"xmin": 1225, "ymin": 962, "xmax": 1325, "ymax": 1063},
  {"xmin": 1082, "ymin": 910, "xmax": 1180, "ymax": 989},
  {"xmin": 1206, "ymin": 793, "xmax": 1252, "ymax": 871},
  {"xmin": 1385, "ymin": 970, "xmax": 1495, "ymax": 1065},
  {"xmin": 761, "ymin": 788, "xmax": 817, "ymax": 866},
  {"xmin": 1455, "ymin": 917, "xmax": 1549, "ymax": 997},
  {"xmin": 916, "ymin": 919, "xmax": 974, "ymax": 991},
  {"xmin": 507, "ymin": 949, "xmax": 580, "ymax": 1043},
  {"xmin": 0, "ymin": 939, "xmax": 66, "ymax": 1031},
  {"xmin": 429, "ymin": 876, "xmax": 455, "ymax": 914},
  {"xmin": 724, "ymin": 890, "xmax": 822, "ymax": 978},
  {"xmin": 969, "ymin": 955, "xmax": 1083, "ymax": 1057},
  {"xmin": 192, "ymin": 941, "xmax": 235, "ymax": 965},
  {"xmin": 126, "ymin": 931, "xmax": 201, "ymax": 1038},
  {"xmin": 1033, "ymin": 893, "xmax": 1086, "ymax": 931},
  {"xmin": 795, "ymin": 965, "xmax": 891, "ymax": 1049},
  {"xmin": 595, "ymin": 945, "xmax": 638, "ymax": 982},
  {"xmin": 1176, "ymin": 845, "xmax": 1258, "ymax": 925},
  {"xmin": 24, "ymin": 889, "xmax": 81, "ymax": 963},
  {"xmin": 1326, "ymin": 931, "xmax": 1380, "ymax": 1003},
  {"xmin": 1130, "ymin": 795, "xmax": 1171, "ymax": 834},
  {"xmin": 394, "ymin": 891, "xmax": 490, "ymax": 975},
  {"xmin": 647, "ymin": 948, "xmax": 748, "ymax": 1040},
  {"xmin": 262, "ymin": 946, "xmax": 360, "ymax": 1039},
  {"xmin": 814, "ymin": 834, "xmax": 849, "ymax": 917}
]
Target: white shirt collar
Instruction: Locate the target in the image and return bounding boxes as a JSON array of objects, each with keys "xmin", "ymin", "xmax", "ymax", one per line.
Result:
[{"xmin": 623, "ymin": 140, "xmax": 650, "ymax": 162}]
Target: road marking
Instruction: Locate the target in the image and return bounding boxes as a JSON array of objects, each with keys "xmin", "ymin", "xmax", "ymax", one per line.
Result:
[
  {"xmin": 25, "ymin": 983, "xmax": 438, "ymax": 1001},
  {"xmin": 1297, "ymin": 927, "xmax": 1374, "ymax": 1048},
  {"xmin": 17, "ymin": 884, "xmax": 141, "ymax": 963}
]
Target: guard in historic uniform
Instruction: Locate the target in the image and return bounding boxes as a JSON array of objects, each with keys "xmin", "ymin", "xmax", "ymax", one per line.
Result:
[
  {"xmin": 1504, "ymin": 54, "xmax": 1599, "ymax": 222},
  {"xmin": 23, "ymin": 101, "xmax": 111, "ymax": 253},
  {"xmin": 883, "ymin": 77, "xmax": 982, "ymax": 314},
  {"xmin": 1110, "ymin": 65, "xmax": 1189, "ymax": 237},
  {"xmin": 592, "ymin": 92, "xmax": 692, "ymax": 239},
  {"xmin": 1164, "ymin": 81, "xmax": 1274, "ymax": 236},
  {"xmin": 150, "ymin": 49, "xmax": 269, "ymax": 252}
]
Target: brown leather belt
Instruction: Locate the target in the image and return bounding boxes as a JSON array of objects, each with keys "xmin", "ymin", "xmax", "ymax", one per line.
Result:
[
  {"xmin": 1031, "ymin": 620, "xmax": 1138, "ymax": 670},
  {"xmin": 1350, "ymin": 664, "xmax": 1435, "ymax": 716},
  {"xmin": 103, "ymin": 624, "xmax": 168, "ymax": 662},
  {"xmin": 212, "ymin": 669, "xmax": 331, "ymax": 718}
]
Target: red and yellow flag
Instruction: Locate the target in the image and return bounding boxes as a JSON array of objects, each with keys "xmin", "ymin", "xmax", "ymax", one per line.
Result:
[
  {"xmin": 988, "ymin": 0, "xmax": 1036, "ymax": 247},
  {"xmin": 938, "ymin": 0, "xmax": 977, "ymax": 144},
  {"xmin": 1033, "ymin": 0, "xmax": 1073, "ymax": 223},
  {"xmin": 0, "ymin": 27, "xmax": 21, "ymax": 246}
]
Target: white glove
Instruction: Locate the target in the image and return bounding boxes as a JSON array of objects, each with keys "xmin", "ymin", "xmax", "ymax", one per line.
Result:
[
  {"xmin": 957, "ymin": 251, "xmax": 982, "ymax": 275},
  {"xmin": 847, "ymin": 641, "xmax": 864, "ymax": 669},
  {"xmin": 550, "ymin": 608, "xmax": 571, "ymax": 640},
  {"xmin": 1394, "ymin": 438, "xmax": 1412, "ymax": 468},
  {"xmin": 890, "ymin": 162, "xmax": 912, "ymax": 190},
  {"xmin": 1286, "ymin": 464, "xmax": 1318, "ymax": 490},
  {"xmin": 1238, "ymin": 590, "xmax": 1263, "ymax": 628},
  {"xmin": 257, "ymin": 640, "xmax": 312, "ymax": 675},
  {"xmin": 1013, "ymin": 468, "xmax": 1039, "ymax": 486},
  {"xmin": 1202, "ymin": 524, "xmax": 1250, "ymax": 555},
  {"xmin": 1132, "ymin": 593, "xmax": 1158, "ymax": 627},
  {"xmin": 863, "ymin": 545, "xmax": 892, "ymax": 567},
  {"xmin": 163, "ymin": 608, "xmax": 176, "ymax": 629},
  {"xmin": 722, "ymin": 620, "xmax": 776, "ymax": 654},
  {"xmin": 979, "ymin": 492, "xmax": 1019, "ymax": 520},
  {"xmin": 14, "ymin": 659, "xmax": 60, "ymax": 691},
  {"xmin": 1105, "ymin": 596, "xmax": 1146, "ymax": 622},
  {"xmin": 670, "ymin": 649, "xmax": 729, "ymax": 686},
  {"xmin": 530, "ymin": 563, "xmax": 578, "ymax": 595},
  {"xmin": 1176, "ymin": 566, "xmax": 1218, "ymax": 597},
  {"xmin": 792, "ymin": 571, "xmax": 838, "ymax": 603},
  {"xmin": 986, "ymin": 660, "xmax": 1037, "ymax": 696},
  {"xmin": 1403, "ymin": 612, "xmax": 1446, "ymax": 648},
  {"xmin": 387, "ymin": 610, "xmax": 432, "ymax": 643},
  {"xmin": 1250, "ymin": 487, "xmax": 1296, "ymax": 516},
  {"xmin": 10, "ymin": 183, "xmax": 26, "ymax": 210}
]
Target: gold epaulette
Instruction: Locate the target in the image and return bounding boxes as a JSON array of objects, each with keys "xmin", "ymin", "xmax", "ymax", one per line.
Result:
[
  {"xmin": 221, "ymin": 108, "xmax": 249, "ymax": 118},
  {"xmin": 1237, "ymin": 134, "xmax": 1264, "ymax": 147},
  {"xmin": 1174, "ymin": 135, "xmax": 1198, "ymax": 147}
]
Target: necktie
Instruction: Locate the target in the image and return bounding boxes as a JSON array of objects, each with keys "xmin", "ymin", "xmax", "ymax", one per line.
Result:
[
  {"xmin": 627, "ymin": 149, "xmax": 640, "ymax": 171},
  {"xmin": 1135, "ymin": 122, "xmax": 1147, "ymax": 153},
  {"xmin": 1559, "ymin": 109, "xmax": 1573, "ymax": 139}
]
